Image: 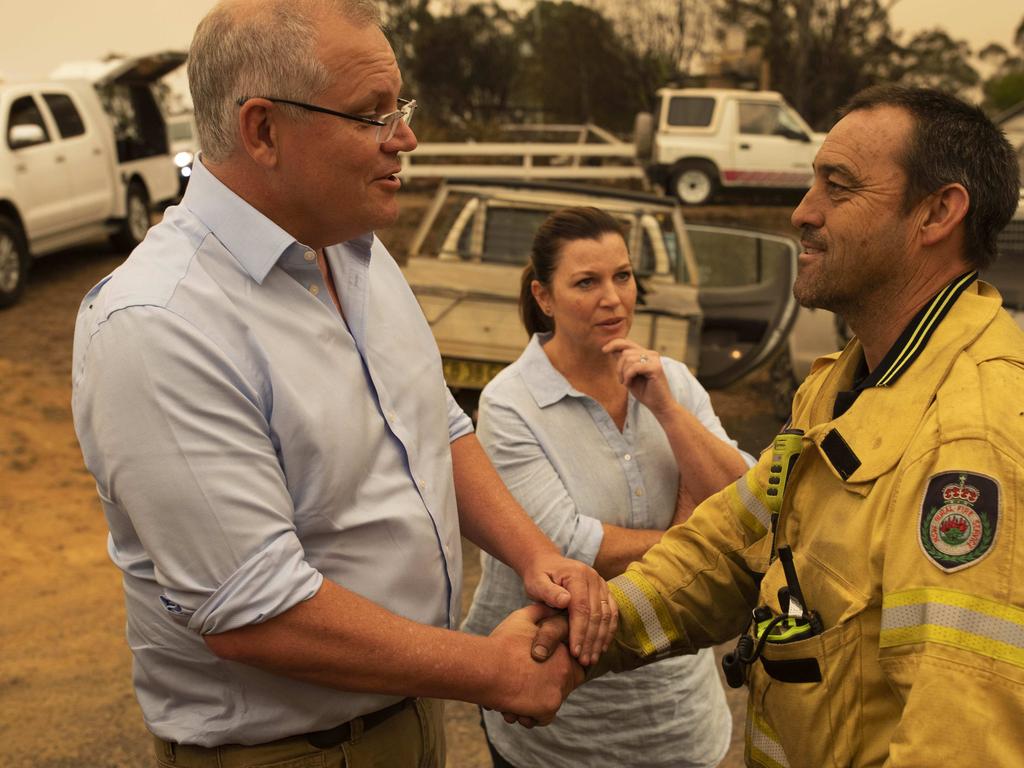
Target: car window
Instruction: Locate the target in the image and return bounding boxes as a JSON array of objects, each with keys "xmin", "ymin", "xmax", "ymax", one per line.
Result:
[
  {"xmin": 667, "ymin": 96, "xmax": 715, "ymax": 128},
  {"xmin": 481, "ymin": 207, "xmax": 551, "ymax": 264},
  {"xmin": 42, "ymin": 93, "xmax": 86, "ymax": 138},
  {"xmin": 687, "ymin": 227, "xmax": 788, "ymax": 287},
  {"xmin": 7, "ymin": 96, "xmax": 51, "ymax": 148},
  {"xmin": 738, "ymin": 103, "xmax": 781, "ymax": 136}
]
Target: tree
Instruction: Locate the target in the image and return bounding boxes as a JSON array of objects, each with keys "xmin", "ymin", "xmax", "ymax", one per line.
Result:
[
  {"xmin": 726, "ymin": 1, "xmax": 980, "ymax": 129},
  {"xmin": 407, "ymin": 2, "xmax": 520, "ymax": 133},
  {"xmin": 981, "ymin": 15, "xmax": 1024, "ymax": 114},
  {"xmin": 513, "ymin": 1, "xmax": 651, "ymax": 132},
  {"xmin": 891, "ymin": 29, "xmax": 979, "ymax": 96}
]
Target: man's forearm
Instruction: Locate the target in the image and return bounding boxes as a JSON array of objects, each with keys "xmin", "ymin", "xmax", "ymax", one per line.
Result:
[
  {"xmin": 204, "ymin": 579, "xmax": 573, "ymax": 719},
  {"xmin": 450, "ymin": 433, "xmax": 559, "ymax": 574}
]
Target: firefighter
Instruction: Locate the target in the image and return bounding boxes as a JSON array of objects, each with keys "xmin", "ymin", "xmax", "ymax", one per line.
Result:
[{"xmin": 531, "ymin": 85, "xmax": 1023, "ymax": 766}]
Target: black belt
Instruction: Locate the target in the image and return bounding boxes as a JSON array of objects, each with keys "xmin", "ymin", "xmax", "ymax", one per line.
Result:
[{"xmin": 305, "ymin": 698, "xmax": 413, "ymax": 749}]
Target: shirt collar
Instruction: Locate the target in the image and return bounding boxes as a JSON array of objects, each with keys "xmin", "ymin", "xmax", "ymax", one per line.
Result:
[
  {"xmin": 182, "ymin": 157, "xmax": 376, "ymax": 284},
  {"xmin": 180, "ymin": 157, "xmax": 298, "ymax": 284},
  {"xmin": 517, "ymin": 333, "xmax": 580, "ymax": 408}
]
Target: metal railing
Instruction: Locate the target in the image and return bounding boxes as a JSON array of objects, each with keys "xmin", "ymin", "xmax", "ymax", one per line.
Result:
[{"xmin": 400, "ymin": 123, "xmax": 644, "ymax": 181}]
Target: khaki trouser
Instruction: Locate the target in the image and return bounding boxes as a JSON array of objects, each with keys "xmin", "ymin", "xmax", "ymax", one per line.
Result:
[{"xmin": 154, "ymin": 699, "xmax": 445, "ymax": 768}]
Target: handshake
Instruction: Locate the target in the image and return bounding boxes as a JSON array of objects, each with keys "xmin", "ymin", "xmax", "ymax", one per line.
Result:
[{"xmin": 483, "ymin": 599, "xmax": 618, "ymax": 727}]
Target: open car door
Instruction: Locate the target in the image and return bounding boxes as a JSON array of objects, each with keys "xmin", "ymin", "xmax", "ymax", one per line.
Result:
[{"xmin": 685, "ymin": 224, "xmax": 799, "ymax": 389}]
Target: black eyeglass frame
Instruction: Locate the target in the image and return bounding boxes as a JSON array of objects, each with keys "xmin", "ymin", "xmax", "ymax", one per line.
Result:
[{"xmin": 236, "ymin": 96, "xmax": 416, "ymax": 137}]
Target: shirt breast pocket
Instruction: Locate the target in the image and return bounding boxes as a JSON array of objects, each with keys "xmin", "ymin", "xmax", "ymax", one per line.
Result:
[{"xmin": 747, "ymin": 614, "xmax": 863, "ymax": 768}]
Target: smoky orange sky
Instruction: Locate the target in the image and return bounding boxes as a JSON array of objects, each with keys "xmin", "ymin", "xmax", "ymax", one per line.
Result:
[{"xmin": 0, "ymin": 0, "xmax": 1019, "ymax": 82}]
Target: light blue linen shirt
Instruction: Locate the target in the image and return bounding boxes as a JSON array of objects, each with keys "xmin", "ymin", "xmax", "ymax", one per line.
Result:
[
  {"xmin": 463, "ymin": 334, "xmax": 754, "ymax": 768},
  {"xmin": 71, "ymin": 158, "xmax": 472, "ymax": 746}
]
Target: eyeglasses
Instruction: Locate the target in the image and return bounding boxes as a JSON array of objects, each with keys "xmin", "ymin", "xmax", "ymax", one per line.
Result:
[{"xmin": 236, "ymin": 96, "xmax": 417, "ymax": 143}]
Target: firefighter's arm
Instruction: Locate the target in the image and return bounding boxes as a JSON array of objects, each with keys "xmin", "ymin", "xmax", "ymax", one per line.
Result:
[
  {"xmin": 578, "ymin": 458, "xmax": 778, "ymax": 678},
  {"xmin": 879, "ymin": 431, "xmax": 1024, "ymax": 766}
]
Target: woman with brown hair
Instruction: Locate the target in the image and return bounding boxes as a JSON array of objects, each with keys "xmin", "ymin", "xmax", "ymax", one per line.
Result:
[{"xmin": 462, "ymin": 206, "xmax": 752, "ymax": 767}]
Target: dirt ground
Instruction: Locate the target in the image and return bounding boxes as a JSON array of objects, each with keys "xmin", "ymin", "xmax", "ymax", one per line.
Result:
[{"xmin": 0, "ymin": 196, "xmax": 786, "ymax": 767}]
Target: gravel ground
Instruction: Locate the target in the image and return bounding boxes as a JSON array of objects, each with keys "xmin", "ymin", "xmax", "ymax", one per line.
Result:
[{"xmin": 0, "ymin": 194, "xmax": 789, "ymax": 766}]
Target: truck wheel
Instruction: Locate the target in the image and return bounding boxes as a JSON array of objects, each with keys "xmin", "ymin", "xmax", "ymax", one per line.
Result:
[
  {"xmin": 672, "ymin": 162, "xmax": 718, "ymax": 205},
  {"xmin": 0, "ymin": 215, "xmax": 30, "ymax": 309},
  {"xmin": 633, "ymin": 112, "xmax": 655, "ymax": 162},
  {"xmin": 113, "ymin": 182, "xmax": 150, "ymax": 252}
]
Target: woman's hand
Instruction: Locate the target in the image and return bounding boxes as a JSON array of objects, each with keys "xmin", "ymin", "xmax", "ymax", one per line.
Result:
[{"xmin": 602, "ymin": 338, "xmax": 676, "ymax": 418}]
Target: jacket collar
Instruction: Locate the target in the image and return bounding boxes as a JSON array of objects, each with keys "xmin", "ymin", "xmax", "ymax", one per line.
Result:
[{"xmin": 796, "ymin": 281, "xmax": 1006, "ymax": 485}]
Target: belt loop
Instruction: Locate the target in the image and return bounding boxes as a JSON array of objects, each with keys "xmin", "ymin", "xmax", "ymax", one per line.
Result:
[
  {"xmin": 349, "ymin": 716, "xmax": 365, "ymax": 744},
  {"xmin": 163, "ymin": 740, "xmax": 177, "ymax": 762}
]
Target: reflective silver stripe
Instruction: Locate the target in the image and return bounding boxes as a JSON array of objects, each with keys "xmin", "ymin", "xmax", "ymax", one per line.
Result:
[
  {"xmin": 609, "ymin": 573, "xmax": 672, "ymax": 655},
  {"xmin": 737, "ymin": 476, "xmax": 772, "ymax": 532},
  {"xmin": 747, "ymin": 714, "xmax": 791, "ymax": 768},
  {"xmin": 882, "ymin": 602, "xmax": 1024, "ymax": 649}
]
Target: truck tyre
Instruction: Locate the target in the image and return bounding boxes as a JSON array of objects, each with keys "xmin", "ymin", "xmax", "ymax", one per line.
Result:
[
  {"xmin": 0, "ymin": 215, "xmax": 30, "ymax": 309},
  {"xmin": 672, "ymin": 161, "xmax": 718, "ymax": 205},
  {"xmin": 113, "ymin": 181, "xmax": 150, "ymax": 252},
  {"xmin": 633, "ymin": 112, "xmax": 654, "ymax": 162}
]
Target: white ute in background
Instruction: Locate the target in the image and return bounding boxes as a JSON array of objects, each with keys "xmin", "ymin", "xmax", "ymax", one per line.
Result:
[
  {"xmin": 0, "ymin": 51, "xmax": 185, "ymax": 307},
  {"xmin": 635, "ymin": 88, "xmax": 826, "ymax": 205}
]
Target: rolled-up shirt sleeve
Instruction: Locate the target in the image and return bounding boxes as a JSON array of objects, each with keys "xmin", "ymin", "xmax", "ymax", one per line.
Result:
[
  {"xmin": 667, "ymin": 360, "xmax": 757, "ymax": 467},
  {"xmin": 476, "ymin": 395, "xmax": 604, "ymax": 566},
  {"xmin": 74, "ymin": 306, "xmax": 322, "ymax": 634},
  {"xmin": 445, "ymin": 387, "xmax": 474, "ymax": 443}
]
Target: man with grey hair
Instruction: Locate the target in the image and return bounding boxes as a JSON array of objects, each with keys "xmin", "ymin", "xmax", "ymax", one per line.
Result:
[{"xmin": 71, "ymin": 0, "xmax": 613, "ymax": 764}]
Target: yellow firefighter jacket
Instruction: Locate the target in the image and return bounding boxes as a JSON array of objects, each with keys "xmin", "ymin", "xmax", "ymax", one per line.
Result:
[{"xmin": 597, "ymin": 279, "xmax": 1024, "ymax": 766}]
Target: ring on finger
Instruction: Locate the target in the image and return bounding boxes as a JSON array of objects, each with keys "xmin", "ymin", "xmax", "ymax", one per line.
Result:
[{"xmin": 639, "ymin": 355, "xmax": 649, "ymax": 364}]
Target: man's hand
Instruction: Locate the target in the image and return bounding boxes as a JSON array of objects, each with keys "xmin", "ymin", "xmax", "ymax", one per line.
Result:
[
  {"xmin": 486, "ymin": 603, "xmax": 584, "ymax": 727},
  {"xmin": 529, "ymin": 610, "xmax": 572, "ymax": 664},
  {"xmin": 520, "ymin": 551, "xmax": 617, "ymax": 665}
]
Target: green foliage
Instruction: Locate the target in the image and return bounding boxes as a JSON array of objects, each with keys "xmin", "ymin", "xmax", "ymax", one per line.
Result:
[
  {"xmin": 726, "ymin": 1, "xmax": 982, "ymax": 129},
  {"xmin": 513, "ymin": 1, "xmax": 653, "ymax": 131},
  {"xmin": 383, "ymin": 0, "xmax": 686, "ymax": 138},
  {"xmin": 408, "ymin": 3, "xmax": 520, "ymax": 126},
  {"xmin": 980, "ymin": 14, "xmax": 1024, "ymax": 115},
  {"xmin": 985, "ymin": 71, "xmax": 1024, "ymax": 114}
]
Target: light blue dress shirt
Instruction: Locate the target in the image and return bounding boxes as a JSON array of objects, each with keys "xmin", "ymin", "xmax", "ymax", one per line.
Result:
[
  {"xmin": 71, "ymin": 159, "xmax": 472, "ymax": 746},
  {"xmin": 463, "ymin": 334, "xmax": 753, "ymax": 768}
]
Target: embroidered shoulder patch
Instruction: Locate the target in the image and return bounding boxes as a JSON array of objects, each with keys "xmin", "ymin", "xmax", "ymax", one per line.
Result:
[{"xmin": 919, "ymin": 472, "xmax": 999, "ymax": 572}]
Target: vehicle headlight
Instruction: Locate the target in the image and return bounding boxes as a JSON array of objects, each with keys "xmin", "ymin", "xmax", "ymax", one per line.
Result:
[{"xmin": 174, "ymin": 151, "xmax": 194, "ymax": 168}]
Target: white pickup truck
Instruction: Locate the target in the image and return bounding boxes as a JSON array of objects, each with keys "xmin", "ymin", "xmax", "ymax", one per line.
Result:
[
  {"xmin": 636, "ymin": 88, "xmax": 825, "ymax": 205},
  {"xmin": 0, "ymin": 52, "xmax": 185, "ymax": 307}
]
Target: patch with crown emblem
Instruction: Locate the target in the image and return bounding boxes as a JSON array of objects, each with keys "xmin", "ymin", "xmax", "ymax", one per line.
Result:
[{"xmin": 919, "ymin": 472, "xmax": 999, "ymax": 572}]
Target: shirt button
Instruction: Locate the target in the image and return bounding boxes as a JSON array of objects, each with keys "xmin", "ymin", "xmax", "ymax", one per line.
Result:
[
  {"xmin": 304, "ymin": 250, "xmax": 316, "ymax": 262},
  {"xmin": 387, "ymin": 410, "xmax": 397, "ymax": 422},
  {"xmin": 309, "ymin": 284, "xmax": 320, "ymax": 296},
  {"xmin": 635, "ymin": 487, "xmax": 645, "ymax": 497},
  {"xmin": 624, "ymin": 453, "xmax": 632, "ymax": 461},
  {"xmin": 419, "ymin": 479, "xmax": 427, "ymax": 491}
]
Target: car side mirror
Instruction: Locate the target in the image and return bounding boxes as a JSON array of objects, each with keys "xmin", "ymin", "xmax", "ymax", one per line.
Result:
[{"xmin": 8, "ymin": 123, "xmax": 47, "ymax": 149}]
